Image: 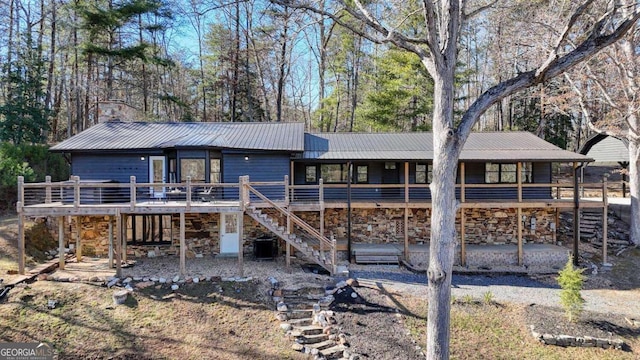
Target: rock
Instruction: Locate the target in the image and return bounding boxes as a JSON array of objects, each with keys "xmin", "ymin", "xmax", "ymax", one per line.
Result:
[
  {"xmin": 112, "ymin": 290, "xmax": 129, "ymax": 305},
  {"xmin": 124, "ymin": 285, "xmax": 134, "ymax": 292},
  {"xmin": 350, "ymin": 292, "xmax": 358, "ymax": 299},
  {"xmin": 135, "ymin": 281, "xmax": 154, "ymax": 289},
  {"xmin": 186, "ymin": 277, "xmax": 193, "ymax": 284},
  {"xmin": 313, "ymin": 303, "xmax": 321, "ymax": 312},
  {"xmin": 210, "ymin": 276, "xmax": 221, "ymax": 282},
  {"xmin": 89, "ymin": 276, "xmax": 100, "ymax": 282},
  {"xmin": 291, "ymin": 343, "xmax": 304, "ymax": 351},
  {"xmin": 150, "ymin": 277, "xmax": 159, "ymax": 282},
  {"xmin": 318, "ymin": 295, "xmax": 334, "ymax": 307},
  {"xmin": 195, "ymin": 253, "xmax": 204, "ymax": 258},
  {"xmin": 335, "ymin": 280, "xmax": 347, "ymax": 289},
  {"xmin": 349, "ymin": 353, "xmax": 361, "ymax": 360},
  {"xmin": 280, "ymin": 323, "xmax": 292, "ymax": 332},
  {"xmin": 107, "ymin": 278, "xmax": 119, "ymax": 288},
  {"xmin": 173, "ymin": 275, "xmax": 180, "ymax": 283},
  {"xmin": 192, "ymin": 277, "xmax": 199, "ymax": 284},
  {"xmin": 158, "ymin": 277, "xmax": 167, "ymax": 284},
  {"xmin": 133, "ymin": 276, "xmax": 143, "ymax": 281},
  {"xmin": 171, "ymin": 284, "xmax": 179, "ymax": 291},
  {"xmin": 276, "ymin": 302, "xmax": 288, "ymax": 312},
  {"xmin": 346, "ymin": 278, "xmax": 359, "ymax": 287},
  {"xmin": 147, "ymin": 250, "xmax": 156, "ymax": 258},
  {"xmin": 47, "ymin": 299, "xmax": 58, "ymax": 309},
  {"xmin": 276, "ymin": 313, "xmax": 288, "ymax": 321},
  {"xmin": 186, "ymin": 250, "xmax": 196, "ymax": 259},
  {"xmin": 310, "ymin": 348, "xmax": 319, "ymax": 355},
  {"xmin": 123, "ymin": 277, "xmax": 133, "ymax": 284},
  {"xmin": 268, "ymin": 276, "xmax": 280, "ymax": 289},
  {"xmin": 37, "ymin": 274, "xmax": 48, "ymax": 281},
  {"xmin": 143, "ymin": 277, "xmax": 150, "ymax": 282},
  {"xmin": 272, "ymin": 289, "xmax": 283, "ymax": 297}
]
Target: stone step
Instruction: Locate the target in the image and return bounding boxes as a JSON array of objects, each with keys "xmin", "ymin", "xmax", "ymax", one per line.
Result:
[
  {"xmin": 306, "ymin": 339, "xmax": 336, "ymax": 350},
  {"xmin": 285, "ymin": 300, "xmax": 318, "ymax": 310},
  {"xmin": 292, "ymin": 325, "xmax": 324, "ymax": 336},
  {"xmin": 287, "ymin": 318, "xmax": 313, "ymax": 327},
  {"xmin": 286, "ymin": 309, "xmax": 314, "ymax": 320},
  {"xmin": 295, "ymin": 333, "xmax": 330, "ymax": 344},
  {"xmin": 319, "ymin": 344, "xmax": 346, "ymax": 358}
]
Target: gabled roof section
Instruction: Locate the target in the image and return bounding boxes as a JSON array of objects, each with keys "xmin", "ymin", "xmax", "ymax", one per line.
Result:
[
  {"xmin": 51, "ymin": 121, "xmax": 305, "ymax": 152},
  {"xmin": 579, "ymin": 133, "xmax": 629, "ymax": 164},
  {"xmin": 303, "ymin": 131, "xmax": 592, "ymax": 162}
]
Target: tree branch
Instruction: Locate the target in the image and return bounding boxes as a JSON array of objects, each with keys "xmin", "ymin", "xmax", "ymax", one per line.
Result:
[
  {"xmin": 457, "ymin": 6, "xmax": 640, "ymax": 144},
  {"xmin": 462, "ymin": 0, "xmax": 498, "ymax": 21}
]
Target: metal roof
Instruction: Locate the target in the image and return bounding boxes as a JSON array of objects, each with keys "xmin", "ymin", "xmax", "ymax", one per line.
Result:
[
  {"xmin": 50, "ymin": 121, "xmax": 305, "ymax": 152},
  {"xmin": 579, "ymin": 133, "xmax": 629, "ymax": 164},
  {"xmin": 303, "ymin": 132, "xmax": 592, "ymax": 162}
]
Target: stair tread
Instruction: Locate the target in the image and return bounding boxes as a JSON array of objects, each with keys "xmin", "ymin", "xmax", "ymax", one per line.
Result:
[
  {"xmin": 306, "ymin": 340, "xmax": 337, "ymax": 350},
  {"xmin": 319, "ymin": 345, "xmax": 346, "ymax": 356}
]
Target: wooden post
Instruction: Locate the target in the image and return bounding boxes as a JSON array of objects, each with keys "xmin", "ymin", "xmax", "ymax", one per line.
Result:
[
  {"xmin": 460, "ymin": 162, "xmax": 466, "ymax": 202},
  {"xmin": 404, "ymin": 162, "xmax": 409, "ymax": 203},
  {"xmin": 180, "ymin": 212, "xmax": 186, "ymax": 276},
  {"xmin": 45, "ymin": 176, "xmax": 52, "ymax": 204},
  {"xmin": 573, "ymin": 162, "xmax": 580, "ymax": 266},
  {"xmin": 58, "ymin": 216, "xmax": 65, "ymax": 270},
  {"xmin": 76, "ymin": 216, "xmax": 82, "ymax": 262},
  {"xmin": 602, "ymin": 178, "xmax": 608, "ymax": 265},
  {"xmin": 121, "ymin": 214, "xmax": 127, "ymax": 262},
  {"xmin": 517, "ymin": 207, "xmax": 523, "ymax": 266},
  {"xmin": 186, "ymin": 177, "xmax": 192, "ymax": 211},
  {"xmin": 286, "ymin": 243, "xmax": 291, "ymax": 271},
  {"xmin": 115, "ymin": 211, "xmax": 122, "ymax": 278},
  {"xmin": 460, "ymin": 209, "xmax": 466, "ymax": 266},
  {"xmin": 517, "ymin": 162, "xmax": 522, "ymax": 202},
  {"xmin": 74, "ymin": 175, "xmax": 80, "ymax": 208},
  {"xmin": 404, "ymin": 162, "xmax": 410, "ymax": 260},
  {"xmin": 237, "ymin": 212, "xmax": 244, "ymax": 277},
  {"xmin": 319, "ymin": 179, "xmax": 325, "ymax": 261},
  {"xmin": 284, "ymin": 175, "xmax": 289, "ymax": 206},
  {"xmin": 130, "ymin": 176, "xmax": 136, "ymax": 210},
  {"xmin": 108, "ymin": 217, "xmax": 114, "ymax": 268},
  {"xmin": 554, "ymin": 208, "xmax": 559, "ymax": 243},
  {"xmin": 17, "ymin": 211, "xmax": 25, "ymax": 275},
  {"xmin": 331, "ymin": 236, "xmax": 337, "ymax": 275}
]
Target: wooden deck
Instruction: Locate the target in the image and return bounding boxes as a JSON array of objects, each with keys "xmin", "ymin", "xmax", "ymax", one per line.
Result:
[{"xmin": 22, "ymin": 200, "xmax": 243, "ymax": 216}]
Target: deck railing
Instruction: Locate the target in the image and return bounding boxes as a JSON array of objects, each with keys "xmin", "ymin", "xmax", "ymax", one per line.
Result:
[{"xmin": 18, "ymin": 175, "xmax": 610, "ymax": 212}]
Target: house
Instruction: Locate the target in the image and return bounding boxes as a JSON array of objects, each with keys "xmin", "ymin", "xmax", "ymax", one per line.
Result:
[
  {"xmin": 15, "ymin": 121, "xmax": 608, "ymax": 276},
  {"xmin": 580, "ymin": 133, "xmax": 629, "ymax": 197}
]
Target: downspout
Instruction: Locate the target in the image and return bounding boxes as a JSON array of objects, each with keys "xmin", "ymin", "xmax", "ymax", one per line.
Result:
[
  {"xmin": 573, "ymin": 161, "xmax": 588, "ymax": 266},
  {"xmin": 347, "ymin": 161, "xmax": 352, "ymax": 262}
]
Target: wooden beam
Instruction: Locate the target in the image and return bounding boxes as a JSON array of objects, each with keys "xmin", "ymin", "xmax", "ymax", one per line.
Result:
[
  {"xmin": 517, "ymin": 162, "xmax": 522, "ymax": 202},
  {"xmin": 17, "ymin": 211, "xmax": 25, "ymax": 275},
  {"xmin": 58, "ymin": 216, "xmax": 65, "ymax": 270},
  {"xmin": 460, "ymin": 209, "xmax": 466, "ymax": 267},
  {"xmin": 404, "ymin": 162, "xmax": 409, "ymax": 203},
  {"xmin": 237, "ymin": 212, "xmax": 244, "ymax": 277},
  {"xmin": 180, "ymin": 212, "xmax": 186, "ymax": 276},
  {"xmin": 286, "ymin": 243, "xmax": 291, "ymax": 270},
  {"xmin": 573, "ymin": 162, "xmax": 580, "ymax": 266},
  {"xmin": 121, "ymin": 214, "xmax": 127, "ymax": 262},
  {"xmin": 404, "ymin": 207, "xmax": 409, "ymax": 260},
  {"xmin": 108, "ymin": 217, "xmax": 114, "ymax": 268},
  {"xmin": 76, "ymin": 216, "xmax": 82, "ymax": 262},
  {"xmin": 517, "ymin": 207, "xmax": 523, "ymax": 266},
  {"xmin": 115, "ymin": 211, "xmax": 122, "ymax": 278}
]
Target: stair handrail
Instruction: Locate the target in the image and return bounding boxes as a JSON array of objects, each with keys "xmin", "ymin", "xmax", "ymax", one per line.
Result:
[{"xmin": 244, "ymin": 182, "xmax": 334, "ymax": 250}]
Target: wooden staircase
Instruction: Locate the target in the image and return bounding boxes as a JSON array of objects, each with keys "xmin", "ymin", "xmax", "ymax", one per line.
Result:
[{"xmin": 242, "ymin": 179, "xmax": 337, "ymax": 275}]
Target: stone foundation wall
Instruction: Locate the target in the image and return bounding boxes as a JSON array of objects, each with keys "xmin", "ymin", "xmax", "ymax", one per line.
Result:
[{"xmin": 47, "ymin": 206, "xmax": 558, "ymax": 259}]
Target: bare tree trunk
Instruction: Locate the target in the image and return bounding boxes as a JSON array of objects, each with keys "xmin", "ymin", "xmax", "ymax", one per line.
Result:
[
  {"xmin": 629, "ymin": 124, "xmax": 640, "ymax": 245},
  {"xmin": 276, "ymin": 5, "xmax": 290, "ymax": 122}
]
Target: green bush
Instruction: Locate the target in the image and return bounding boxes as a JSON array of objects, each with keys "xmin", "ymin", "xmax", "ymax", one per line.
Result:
[
  {"xmin": 557, "ymin": 257, "xmax": 586, "ymax": 322},
  {"xmin": 0, "ymin": 142, "xmax": 69, "ymax": 213}
]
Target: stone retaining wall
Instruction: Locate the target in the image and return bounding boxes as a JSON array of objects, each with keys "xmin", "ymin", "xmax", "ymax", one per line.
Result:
[{"xmin": 47, "ymin": 206, "xmax": 558, "ymax": 259}]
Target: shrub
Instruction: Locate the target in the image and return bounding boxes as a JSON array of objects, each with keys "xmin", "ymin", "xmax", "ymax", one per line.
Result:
[
  {"xmin": 483, "ymin": 290, "xmax": 495, "ymax": 305},
  {"xmin": 557, "ymin": 257, "xmax": 586, "ymax": 322}
]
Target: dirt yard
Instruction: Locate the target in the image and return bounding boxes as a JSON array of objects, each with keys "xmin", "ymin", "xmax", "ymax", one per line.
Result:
[{"xmin": 1, "ymin": 212, "xmax": 639, "ymax": 359}]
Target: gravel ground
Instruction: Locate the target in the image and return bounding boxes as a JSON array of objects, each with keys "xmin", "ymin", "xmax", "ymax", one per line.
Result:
[{"xmin": 349, "ymin": 265, "xmax": 640, "ymax": 317}]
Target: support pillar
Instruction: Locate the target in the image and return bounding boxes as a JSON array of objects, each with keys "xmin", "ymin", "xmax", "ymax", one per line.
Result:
[
  {"xmin": 460, "ymin": 209, "xmax": 466, "ymax": 267},
  {"xmin": 121, "ymin": 214, "xmax": 127, "ymax": 262},
  {"xmin": 58, "ymin": 216, "xmax": 65, "ymax": 270},
  {"xmin": 18, "ymin": 212, "xmax": 25, "ymax": 275},
  {"xmin": 602, "ymin": 178, "xmax": 609, "ymax": 265},
  {"xmin": 517, "ymin": 207, "xmax": 523, "ymax": 266},
  {"xmin": 115, "ymin": 211, "xmax": 122, "ymax": 278},
  {"xmin": 573, "ymin": 162, "xmax": 580, "ymax": 266},
  {"xmin": 180, "ymin": 212, "xmax": 186, "ymax": 276},
  {"xmin": 76, "ymin": 216, "xmax": 82, "ymax": 262},
  {"xmin": 238, "ymin": 212, "xmax": 244, "ymax": 277},
  {"xmin": 108, "ymin": 217, "xmax": 114, "ymax": 268}
]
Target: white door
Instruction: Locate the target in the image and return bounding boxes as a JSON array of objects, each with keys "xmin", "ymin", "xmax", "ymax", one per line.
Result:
[
  {"xmin": 220, "ymin": 213, "xmax": 240, "ymax": 254},
  {"xmin": 149, "ymin": 156, "xmax": 166, "ymax": 198}
]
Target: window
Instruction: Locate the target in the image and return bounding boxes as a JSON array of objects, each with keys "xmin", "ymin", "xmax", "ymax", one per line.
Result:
[
  {"xmin": 210, "ymin": 159, "xmax": 221, "ymax": 183},
  {"xmin": 356, "ymin": 165, "xmax": 368, "ymax": 183},
  {"xmin": 321, "ymin": 164, "xmax": 348, "ymax": 183},
  {"xmin": 485, "ymin": 162, "xmax": 533, "ymax": 183},
  {"xmin": 385, "ymin": 162, "xmax": 397, "ymax": 170},
  {"xmin": 181, "ymin": 158, "xmax": 205, "ymax": 182},
  {"xmin": 305, "ymin": 165, "xmax": 317, "ymax": 183},
  {"xmin": 415, "ymin": 163, "xmax": 433, "ymax": 184},
  {"xmin": 127, "ymin": 214, "xmax": 172, "ymax": 245}
]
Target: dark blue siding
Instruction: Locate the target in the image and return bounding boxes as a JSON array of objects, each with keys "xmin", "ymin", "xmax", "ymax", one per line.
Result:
[
  {"xmin": 463, "ymin": 162, "xmax": 551, "ymax": 200},
  {"xmin": 223, "ymin": 152, "xmax": 290, "ymax": 200},
  {"xmin": 71, "ymin": 153, "xmax": 149, "ymax": 183}
]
